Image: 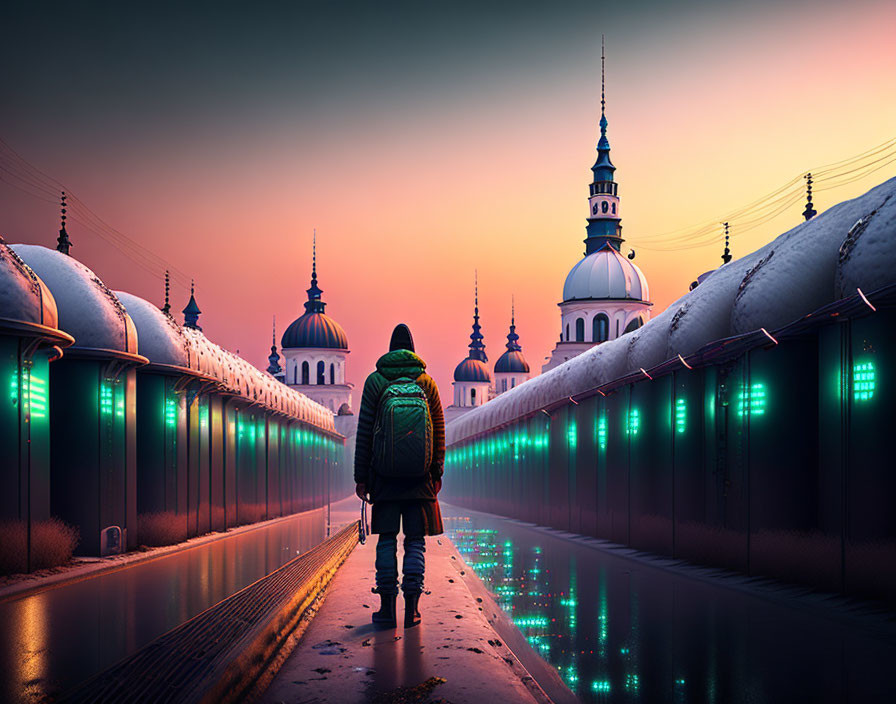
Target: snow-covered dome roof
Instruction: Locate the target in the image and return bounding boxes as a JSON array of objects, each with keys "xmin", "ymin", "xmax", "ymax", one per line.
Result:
[
  {"xmin": 11, "ymin": 245, "xmax": 138, "ymax": 355},
  {"xmin": 115, "ymin": 292, "xmax": 190, "ymax": 368},
  {"xmin": 448, "ymin": 176, "xmax": 896, "ymax": 446},
  {"xmin": 494, "ymin": 349, "xmax": 530, "ymax": 374},
  {"xmin": 281, "ymin": 311, "xmax": 348, "ymax": 350},
  {"xmin": 454, "ymin": 357, "xmax": 492, "ymax": 383},
  {"xmin": 180, "ymin": 327, "xmax": 337, "ymax": 433},
  {"xmin": 562, "ymin": 243, "xmax": 649, "ymax": 302},
  {"xmin": 0, "ymin": 240, "xmax": 61, "ymax": 331}
]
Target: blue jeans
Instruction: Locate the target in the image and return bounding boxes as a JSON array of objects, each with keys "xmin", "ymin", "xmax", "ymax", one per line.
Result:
[{"xmin": 375, "ymin": 533, "xmax": 425, "ymax": 595}]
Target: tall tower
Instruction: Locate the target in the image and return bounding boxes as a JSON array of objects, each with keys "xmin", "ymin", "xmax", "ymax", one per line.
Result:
[
  {"xmin": 446, "ymin": 275, "xmax": 493, "ymax": 422},
  {"xmin": 280, "ymin": 233, "xmax": 352, "ymax": 414},
  {"xmin": 543, "ymin": 38, "xmax": 652, "ymax": 373}
]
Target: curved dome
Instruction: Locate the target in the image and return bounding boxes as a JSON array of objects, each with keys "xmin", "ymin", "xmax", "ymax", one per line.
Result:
[
  {"xmin": 0, "ymin": 241, "xmax": 60, "ymax": 330},
  {"xmin": 116, "ymin": 292, "xmax": 190, "ymax": 368},
  {"xmin": 494, "ymin": 349, "xmax": 530, "ymax": 374},
  {"xmin": 454, "ymin": 357, "xmax": 492, "ymax": 383},
  {"xmin": 281, "ymin": 312, "xmax": 348, "ymax": 350},
  {"xmin": 11, "ymin": 245, "xmax": 138, "ymax": 355},
  {"xmin": 562, "ymin": 244, "xmax": 649, "ymax": 302}
]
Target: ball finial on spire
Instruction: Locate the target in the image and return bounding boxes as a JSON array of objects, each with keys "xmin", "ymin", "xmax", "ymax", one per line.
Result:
[
  {"xmin": 305, "ymin": 229, "xmax": 326, "ymax": 313},
  {"xmin": 803, "ymin": 173, "xmax": 817, "ymax": 221},
  {"xmin": 56, "ymin": 191, "xmax": 72, "ymax": 255},
  {"xmin": 162, "ymin": 269, "xmax": 171, "ymax": 316},
  {"xmin": 601, "ymin": 34, "xmax": 606, "ymax": 119},
  {"xmin": 721, "ymin": 222, "xmax": 732, "ymax": 264}
]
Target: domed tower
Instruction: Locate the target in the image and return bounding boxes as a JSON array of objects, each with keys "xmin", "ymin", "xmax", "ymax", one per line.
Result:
[
  {"xmin": 494, "ymin": 300, "xmax": 530, "ymax": 395},
  {"xmin": 446, "ymin": 278, "xmax": 492, "ymax": 422},
  {"xmin": 280, "ymin": 235, "xmax": 352, "ymax": 414},
  {"xmin": 543, "ymin": 39, "xmax": 652, "ymax": 373}
]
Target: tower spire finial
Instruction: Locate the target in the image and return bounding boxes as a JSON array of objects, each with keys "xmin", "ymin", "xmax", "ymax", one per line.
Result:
[
  {"xmin": 272, "ymin": 314, "xmax": 276, "ymax": 346},
  {"xmin": 505, "ymin": 295, "xmax": 521, "ymax": 352},
  {"xmin": 312, "ymin": 228, "xmax": 317, "ymax": 283},
  {"xmin": 267, "ymin": 314, "xmax": 283, "ymax": 377},
  {"xmin": 468, "ymin": 270, "xmax": 487, "ymax": 361},
  {"xmin": 475, "ymin": 269, "xmax": 479, "ymax": 314},
  {"xmin": 721, "ymin": 222, "xmax": 732, "ymax": 264},
  {"xmin": 183, "ymin": 278, "xmax": 202, "ymax": 330},
  {"xmin": 601, "ymin": 34, "xmax": 606, "ymax": 121},
  {"xmin": 162, "ymin": 269, "xmax": 171, "ymax": 316},
  {"xmin": 56, "ymin": 191, "xmax": 72, "ymax": 255},
  {"xmin": 304, "ymin": 230, "xmax": 326, "ymax": 313},
  {"xmin": 803, "ymin": 173, "xmax": 817, "ymax": 221}
]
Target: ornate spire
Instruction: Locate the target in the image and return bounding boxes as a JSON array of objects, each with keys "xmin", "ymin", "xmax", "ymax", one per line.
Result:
[
  {"xmin": 183, "ymin": 279, "xmax": 202, "ymax": 330},
  {"xmin": 803, "ymin": 173, "xmax": 817, "ymax": 221},
  {"xmin": 721, "ymin": 222, "xmax": 732, "ymax": 264},
  {"xmin": 304, "ymin": 229, "xmax": 326, "ymax": 314},
  {"xmin": 161, "ymin": 270, "xmax": 171, "ymax": 316},
  {"xmin": 505, "ymin": 296, "xmax": 521, "ymax": 352},
  {"xmin": 584, "ymin": 36, "xmax": 623, "ymax": 255},
  {"xmin": 267, "ymin": 315, "xmax": 282, "ymax": 376},
  {"xmin": 468, "ymin": 271, "xmax": 487, "ymax": 362},
  {"xmin": 56, "ymin": 191, "xmax": 72, "ymax": 255}
]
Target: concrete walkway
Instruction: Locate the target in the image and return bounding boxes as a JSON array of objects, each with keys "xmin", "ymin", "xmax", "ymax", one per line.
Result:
[{"xmin": 261, "ymin": 529, "xmax": 554, "ymax": 704}]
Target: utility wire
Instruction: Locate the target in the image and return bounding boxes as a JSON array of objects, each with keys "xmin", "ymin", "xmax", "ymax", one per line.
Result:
[
  {"xmin": 0, "ymin": 138, "xmax": 192, "ymax": 289},
  {"xmin": 632, "ymin": 136, "xmax": 896, "ymax": 251}
]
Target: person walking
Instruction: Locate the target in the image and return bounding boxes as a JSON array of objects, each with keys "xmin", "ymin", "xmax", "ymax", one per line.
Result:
[{"xmin": 354, "ymin": 324, "xmax": 445, "ymax": 628}]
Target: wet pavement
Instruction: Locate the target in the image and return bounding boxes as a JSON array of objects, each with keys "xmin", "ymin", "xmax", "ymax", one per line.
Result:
[
  {"xmin": 443, "ymin": 505, "xmax": 896, "ymax": 704},
  {"xmin": 261, "ymin": 517, "xmax": 563, "ymax": 704},
  {"xmin": 0, "ymin": 508, "xmax": 326, "ymax": 704}
]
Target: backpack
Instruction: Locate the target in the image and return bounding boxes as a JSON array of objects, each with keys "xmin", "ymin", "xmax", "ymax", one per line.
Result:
[{"xmin": 372, "ymin": 376, "xmax": 433, "ymax": 479}]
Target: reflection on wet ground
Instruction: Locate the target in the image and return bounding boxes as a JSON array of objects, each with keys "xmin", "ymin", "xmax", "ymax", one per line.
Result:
[
  {"xmin": 444, "ymin": 507, "xmax": 896, "ymax": 704},
  {"xmin": 0, "ymin": 508, "xmax": 326, "ymax": 704}
]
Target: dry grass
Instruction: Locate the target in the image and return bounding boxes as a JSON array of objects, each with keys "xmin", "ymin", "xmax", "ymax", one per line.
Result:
[
  {"xmin": 0, "ymin": 518, "xmax": 80, "ymax": 575},
  {"xmin": 138, "ymin": 511, "xmax": 188, "ymax": 547}
]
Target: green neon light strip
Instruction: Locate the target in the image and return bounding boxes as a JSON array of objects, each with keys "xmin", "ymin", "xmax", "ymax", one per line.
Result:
[{"xmin": 675, "ymin": 398, "xmax": 686, "ymax": 434}]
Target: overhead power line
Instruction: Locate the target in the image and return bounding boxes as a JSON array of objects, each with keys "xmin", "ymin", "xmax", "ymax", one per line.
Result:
[
  {"xmin": 0, "ymin": 138, "xmax": 192, "ymax": 289},
  {"xmin": 631, "ymin": 136, "xmax": 896, "ymax": 252}
]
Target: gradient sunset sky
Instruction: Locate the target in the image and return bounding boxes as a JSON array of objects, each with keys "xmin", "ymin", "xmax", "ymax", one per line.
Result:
[{"xmin": 2, "ymin": 0, "xmax": 895, "ymax": 404}]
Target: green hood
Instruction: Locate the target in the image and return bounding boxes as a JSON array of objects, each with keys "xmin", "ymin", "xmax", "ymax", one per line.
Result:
[{"xmin": 375, "ymin": 349, "xmax": 426, "ymax": 380}]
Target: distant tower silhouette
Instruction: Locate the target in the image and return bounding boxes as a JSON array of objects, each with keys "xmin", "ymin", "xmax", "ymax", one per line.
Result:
[
  {"xmin": 803, "ymin": 173, "xmax": 817, "ymax": 221},
  {"xmin": 56, "ymin": 191, "xmax": 72, "ymax": 255},
  {"xmin": 267, "ymin": 316, "xmax": 283, "ymax": 377},
  {"xmin": 161, "ymin": 270, "xmax": 171, "ymax": 316},
  {"xmin": 183, "ymin": 280, "xmax": 202, "ymax": 330},
  {"xmin": 721, "ymin": 222, "xmax": 732, "ymax": 264}
]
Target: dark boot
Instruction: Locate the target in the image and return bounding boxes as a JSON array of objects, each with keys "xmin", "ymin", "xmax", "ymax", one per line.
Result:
[
  {"xmin": 404, "ymin": 592, "xmax": 421, "ymax": 628},
  {"xmin": 372, "ymin": 592, "xmax": 397, "ymax": 628}
]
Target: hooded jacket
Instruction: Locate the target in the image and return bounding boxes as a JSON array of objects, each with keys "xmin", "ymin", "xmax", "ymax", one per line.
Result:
[{"xmin": 353, "ymin": 349, "xmax": 445, "ymax": 502}]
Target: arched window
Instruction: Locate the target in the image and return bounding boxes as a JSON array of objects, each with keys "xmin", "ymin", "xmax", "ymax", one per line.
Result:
[
  {"xmin": 575, "ymin": 318, "xmax": 585, "ymax": 342},
  {"xmin": 470, "ymin": 387, "xmax": 477, "ymax": 405},
  {"xmin": 502, "ymin": 378, "xmax": 507, "ymax": 392},
  {"xmin": 301, "ymin": 361, "xmax": 309, "ymax": 385},
  {"xmin": 566, "ymin": 323, "xmax": 570, "ymax": 341},
  {"xmin": 329, "ymin": 363, "xmax": 335, "ymax": 385},
  {"xmin": 616, "ymin": 319, "xmax": 620, "ymax": 337},
  {"xmin": 293, "ymin": 364, "xmax": 298, "ymax": 385},
  {"xmin": 624, "ymin": 317, "xmax": 644, "ymax": 334},
  {"xmin": 593, "ymin": 314, "xmax": 609, "ymax": 343},
  {"xmin": 511, "ymin": 378, "xmax": 516, "ymax": 388},
  {"xmin": 316, "ymin": 360, "xmax": 325, "ymax": 385}
]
